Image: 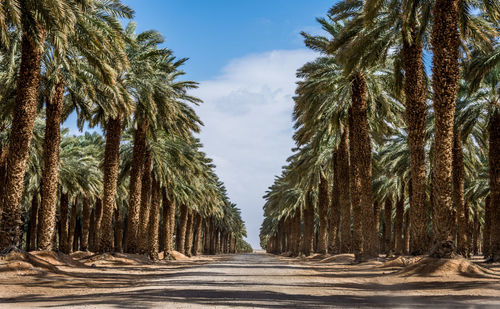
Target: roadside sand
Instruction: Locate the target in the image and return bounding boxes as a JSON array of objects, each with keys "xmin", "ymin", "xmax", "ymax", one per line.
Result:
[{"xmin": 1, "ymin": 251, "xmax": 499, "ymax": 308}]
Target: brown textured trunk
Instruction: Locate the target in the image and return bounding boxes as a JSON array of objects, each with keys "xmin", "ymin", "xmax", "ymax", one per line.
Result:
[
  {"xmin": 302, "ymin": 192, "xmax": 314, "ymax": 256},
  {"xmin": 138, "ymin": 149, "xmax": 153, "ymax": 254},
  {"xmin": 465, "ymin": 202, "xmax": 472, "ymax": 256},
  {"xmin": 91, "ymin": 199, "xmax": 103, "ymax": 252},
  {"xmin": 193, "ymin": 214, "xmax": 203, "ymax": 256},
  {"xmin": 430, "ymin": 0, "xmax": 460, "ymax": 258},
  {"xmin": 36, "ymin": 80, "xmax": 65, "ymax": 251},
  {"xmin": 330, "ymin": 153, "xmax": 341, "ymax": 254},
  {"xmin": 317, "ymin": 173, "xmax": 329, "ymax": 254},
  {"xmin": 100, "ymin": 116, "xmax": 122, "ymax": 253},
  {"xmin": 80, "ymin": 197, "xmax": 91, "ymax": 251},
  {"xmin": 114, "ymin": 204, "xmax": 123, "ymax": 253},
  {"xmin": 88, "ymin": 208, "xmax": 96, "ymax": 251},
  {"xmin": 230, "ymin": 234, "xmax": 236, "ymax": 253},
  {"xmin": 394, "ymin": 182, "xmax": 406, "ymax": 255},
  {"xmin": 185, "ymin": 211, "xmax": 195, "ymax": 256},
  {"xmin": 0, "ymin": 146, "xmax": 8, "ymax": 216},
  {"xmin": 215, "ymin": 229, "xmax": 221, "ymax": 254},
  {"xmin": 161, "ymin": 187, "xmax": 175, "ymax": 253},
  {"xmin": 209, "ymin": 219, "xmax": 216, "ymax": 255},
  {"xmin": 148, "ymin": 176, "xmax": 160, "ymax": 260},
  {"xmin": 290, "ymin": 213, "xmax": 297, "ymax": 255},
  {"xmin": 68, "ymin": 196, "xmax": 78, "ymax": 253},
  {"xmin": 403, "ymin": 29, "xmax": 428, "ymax": 256},
  {"xmin": 453, "ymin": 130, "xmax": 468, "ymax": 256},
  {"xmin": 490, "ymin": 110, "xmax": 500, "ymax": 261},
  {"xmin": 125, "ymin": 120, "xmax": 149, "ymax": 253},
  {"xmin": 59, "ymin": 192, "xmax": 70, "ymax": 254},
  {"xmin": 404, "ymin": 209, "xmax": 411, "ymax": 254},
  {"xmin": 483, "ymin": 196, "xmax": 491, "ymax": 257},
  {"xmin": 74, "ymin": 218, "xmax": 81, "ymax": 252},
  {"xmin": 348, "ymin": 108, "xmax": 363, "ymax": 260},
  {"xmin": 338, "ymin": 129, "xmax": 351, "ymax": 253},
  {"xmin": 176, "ymin": 204, "xmax": 188, "ymax": 253},
  {"xmin": 373, "ymin": 201, "xmax": 381, "ymax": 255},
  {"xmin": 204, "ymin": 220, "xmax": 210, "ymax": 254},
  {"xmin": 291, "ymin": 211, "xmax": 300, "ymax": 256},
  {"xmin": 0, "ymin": 32, "xmax": 46, "ymax": 250},
  {"xmin": 349, "ymin": 71, "xmax": 375, "ymax": 260},
  {"xmin": 473, "ymin": 209, "xmax": 480, "ymax": 255},
  {"xmin": 384, "ymin": 199, "xmax": 393, "ymax": 255},
  {"xmin": 28, "ymin": 193, "xmax": 39, "ymax": 251},
  {"xmin": 285, "ymin": 219, "xmax": 292, "ymax": 253}
]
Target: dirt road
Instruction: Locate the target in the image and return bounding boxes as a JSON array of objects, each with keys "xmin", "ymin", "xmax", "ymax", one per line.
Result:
[{"xmin": 1, "ymin": 252, "xmax": 500, "ymax": 308}]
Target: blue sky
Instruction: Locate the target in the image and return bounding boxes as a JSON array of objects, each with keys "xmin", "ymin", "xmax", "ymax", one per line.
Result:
[
  {"xmin": 122, "ymin": 0, "xmax": 332, "ymax": 81},
  {"xmin": 69, "ymin": 1, "xmax": 335, "ymax": 249}
]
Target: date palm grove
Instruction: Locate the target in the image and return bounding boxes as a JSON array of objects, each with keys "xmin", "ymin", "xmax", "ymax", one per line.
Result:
[
  {"xmin": 260, "ymin": 0, "xmax": 499, "ymax": 262},
  {"xmin": 0, "ymin": 0, "xmax": 251, "ymax": 259}
]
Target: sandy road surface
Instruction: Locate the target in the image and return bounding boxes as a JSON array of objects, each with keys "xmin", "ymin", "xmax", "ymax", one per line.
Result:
[{"xmin": 1, "ymin": 252, "xmax": 500, "ymax": 308}]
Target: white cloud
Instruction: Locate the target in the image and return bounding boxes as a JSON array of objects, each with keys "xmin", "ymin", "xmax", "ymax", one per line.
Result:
[{"xmin": 193, "ymin": 49, "xmax": 316, "ymax": 249}]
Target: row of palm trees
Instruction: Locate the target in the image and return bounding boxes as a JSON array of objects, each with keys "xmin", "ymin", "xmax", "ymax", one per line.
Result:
[
  {"xmin": 260, "ymin": 0, "xmax": 499, "ymax": 262},
  {"xmin": 0, "ymin": 0, "xmax": 251, "ymax": 259}
]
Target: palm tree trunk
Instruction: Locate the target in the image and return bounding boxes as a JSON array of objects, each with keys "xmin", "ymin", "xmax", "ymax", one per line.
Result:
[
  {"xmin": 394, "ymin": 182, "xmax": 406, "ymax": 255},
  {"xmin": 59, "ymin": 192, "xmax": 70, "ymax": 254},
  {"xmin": 329, "ymin": 153, "xmax": 341, "ymax": 254},
  {"xmin": 430, "ymin": 0, "xmax": 460, "ymax": 258},
  {"xmin": 91, "ymin": 199, "xmax": 103, "ymax": 252},
  {"xmin": 295, "ymin": 211, "xmax": 302, "ymax": 255},
  {"xmin": 383, "ymin": 199, "xmax": 393, "ymax": 255},
  {"xmin": 114, "ymin": 204, "xmax": 123, "ymax": 253},
  {"xmin": 204, "ymin": 220, "xmax": 210, "ymax": 254},
  {"xmin": 138, "ymin": 149, "xmax": 153, "ymax": 254},
  {"xmin": 403, "ymin": 30, "xmax": 428, "ymax": 256},
  {"xmin": 338, "ymin": 129, "xmax": 351, "ymax": 253},
  {"xmin": 193, "ymin": 214, "xmax": 203, "ymax": 256},
  {"xmin": 185, "ymin": 211, "xmax": 194, "ymax": 256},
  {"xmin": 169, "ymin": 197, "xmax": 176, "ymax": 251},
  {"xmin": 0, "ymin": 32, "xmax": 46, "ymax": 250},
  {"xmin": 489, "ymin": 110, "xmax": 500, "ymax": 261},
  {"xmin": 148, "ymin": 176, "xmax": 160, "ymax": 260},
  {"xmin": 209, "ymin": 219, "xmax": 216, "ymax": 255},
  {"xmin": 404, "ymin": 209, "xmax": 410, "ymax": 254},
  {"xmin": 89, "ymin": 208, "xmax": 96, "ymax": 251},
  {"xmin": 68, "ymin": 196, "xmax": 78, "ymax": 253},
  {"xmin": 453, "ymin": 130, "xmax": 468, "ymax": 256},
  {"xmin": 317, "ymin": 173, "xmax": 329, "ymax": 254},
  {"xmin": 473, "ymin": 209, "xmax": 480, "ymax": 255},
  {"xmin": 80, "ymin": 197, "xmax": 91, "ymax": 251},
  {"xmin": 74, "ymin": 218, "xmax": 81, "ymax": 252},
  {"xmin": 126, "ymin": 120, "xmax": 149, "ymax": 253},
  {"xmin": 28, "ymin": 193, "xmax": 39, "ymax": 251},
  {"xmin": 374, "ymin": 201, "xmax": 381, "ymax": 255},
  {"xmin": 36, "ymin": 81, "xmax": 65, "ymax": 251},
  {"xmin": 0, "ymin": 146, "xmax": 9, "ymax": 216},
  {"xmin": 290, "ymin": 213, "xmax": 297, "ymax": 256},
  {"xmin": 161, "ymin": 187, "xmax": 175, "ymax": 253},
  {"xmin": 215, "ymin": 229, "xmax": 221, "ymax": 254},
  {"xmin": 100, "ymin": 116, "xmax": 122, "ymax": 253},
  {"xmin": 176, "ymin": 204, "xmax": 188, "ymax": 254},
  {"xmin": 302, "ymin": 192, "xmax": 314, "ymax": 256},
  {"xmin": 483, "ymin": 195, "xmax": 491, "ymax": 258},
  {"xmin": 349, "ymin": 71, "xmax": 375, "ymax": 260}
]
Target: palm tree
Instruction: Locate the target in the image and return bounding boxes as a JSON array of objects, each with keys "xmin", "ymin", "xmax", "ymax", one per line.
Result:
[
  {"xmin": 430, "ymin": 0, "xmax": 498, "ymax": 258},
  {"xmin": 465, "ymin": 45, "xmax": 500, "ymax": 260},
  {"xmin": 123, "ymin": 26, "xmax": 201, "ymax": 253},
  {"xmin": 37, "ymin": 1, "xmax": 132, "ymax": 251},
  {"xmin": 0, "ymin": 0, "xmax": 88, "ymax": 250}
]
